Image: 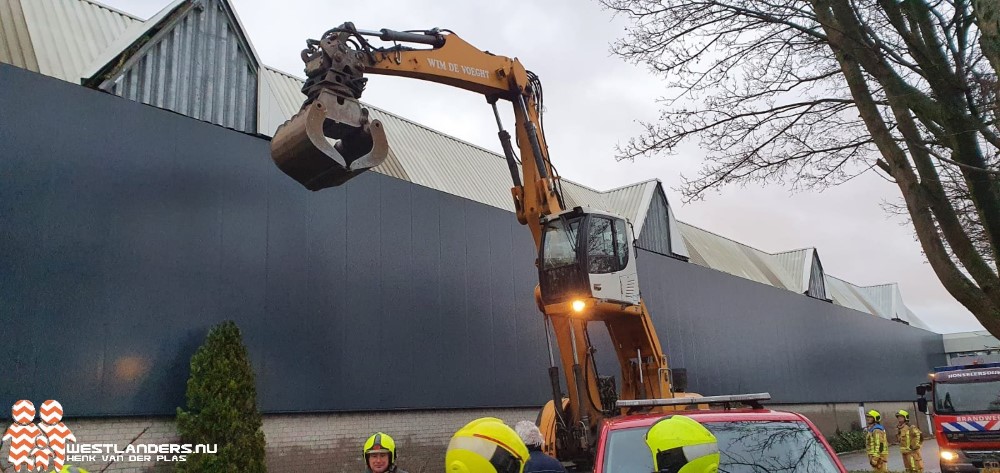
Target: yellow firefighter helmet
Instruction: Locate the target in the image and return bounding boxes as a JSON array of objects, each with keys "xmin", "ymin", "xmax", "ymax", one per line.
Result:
[
  {"xmin": 445, "ymin": 417, "xmax": 529, "ymax": 473},
  {"xmin": 645, "ymin": 415, "xmax": 720, "ymax": 473}
]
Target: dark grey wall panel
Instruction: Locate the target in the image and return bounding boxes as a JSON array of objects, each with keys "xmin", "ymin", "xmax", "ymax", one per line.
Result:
[
  {"xmin": 0, "ymin": 64, "xmax": 945, "ymax": 417},
  {"xmin": 630, "ymin": 250, "xmax": 946, "ymax": 403},
  {"xmin": 0, "ymin": 65, "xmax": 549, "ymax": 416}
]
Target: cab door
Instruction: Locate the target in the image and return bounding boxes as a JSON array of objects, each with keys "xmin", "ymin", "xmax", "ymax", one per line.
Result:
[{"xmin": 585, "ymin": 216, "xmax": 639, "ymax": 305}]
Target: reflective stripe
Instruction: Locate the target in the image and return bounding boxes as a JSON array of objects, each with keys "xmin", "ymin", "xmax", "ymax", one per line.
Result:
[
  {"xmin": 448, "ymin": 436, "xmax": 498, "ymax": 461},
  {"xmin": 472, "ymin": 434, "xmax": 524, "ymax": 463},
  {"xmin": 682, "ymin": 442, "xmax": 719, "ymax": 461},
  {"xmin": 447, "ymin": 436, "xmax": 522, "ymax": 473}
]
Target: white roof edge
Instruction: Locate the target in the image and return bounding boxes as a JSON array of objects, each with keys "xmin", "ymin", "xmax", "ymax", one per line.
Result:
[
  {"xmin": 263, "ymin": 64, "xmax": 305, "ymax": 80},
  {"xmin": 773, "ymin": 246, "xmax": 817, "ymax": 256},
  {"xmin": 603, "ymin": 177, "xmax": 660, "ymax": 193},
  {"xmin": 630, "ymin": 180, "xmax": 659, "ymax": 235},
  {"xmin": 80, "ymin": 0, "xmax": 143, "ymax": 21},
  {"xmin": 217, "ymin": 0, "xmax": 262, "ymax": 69},
  {"xmin": 667, "ymin": 204, "xmax": 689, "ymax": 258},
  {"xmin": 79, "ymin": 0, "xmax": 189, "ymax": 81},
  {"xmin": 800, "ymin": 248, "xmax": 816, "ymax": 294}
]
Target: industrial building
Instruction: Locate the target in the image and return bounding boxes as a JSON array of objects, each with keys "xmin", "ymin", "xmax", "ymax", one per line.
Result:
[{"xmin": 1, "ymin": 0, "xmax": 951, "ymax": 470}]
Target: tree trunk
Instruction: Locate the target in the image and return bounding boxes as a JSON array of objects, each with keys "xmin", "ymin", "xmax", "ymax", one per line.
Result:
[{"xmin": 975, "ymin": 0, "xmax": 1000, "ymax": 78}]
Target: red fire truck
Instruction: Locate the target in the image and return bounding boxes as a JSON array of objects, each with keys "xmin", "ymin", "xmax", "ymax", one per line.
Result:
[{"xmin": 918, "ymin": 362, "xmax": 1000, "ymax": 473}]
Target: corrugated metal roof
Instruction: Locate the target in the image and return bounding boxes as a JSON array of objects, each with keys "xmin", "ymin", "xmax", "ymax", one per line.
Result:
[
  {"xmin": 678, "ymin": 222, "xmax": 787, "ymax": 288},
  {"xmin": 678, "ymin": 222, "xmax": 934, "ymax": 324},
  {"xmin": 561, "ymin": 181, "xmax": 608, "ymax": 212},
  {"xmin": 856, "ymin": 283, "xmax": 927, "ymax": 328},
  {"xmin": 858, "ymin": 284, "xmax": 895, "ymax": 319},
  {"xmin": 605, "ymin": 180, "xmax": 657, "ymax": 230},
  {"xmin": 20, "ymin": 0, "xmax": 139, "ymax": 82},
  {"xmin": 943, "ymin": 331, "xmax": 1000, "ymax": 353},
  {"xmin": 259, "ymin": 67, "xmax": 304, "ymax": 135},
  {"xmin": 0, "ymin": 0, "xmax": 39, "ymax": 71},
  {"xmin": 368, "ymin": 106, "xmax": 517, "ymax": 210},
  {"xmin": 824, "ymin": 274, "xmax": 879, "ymax": 315},
  {"xmin": 773, "ymin": 248, "xmax": 812, "ymax": 293}
]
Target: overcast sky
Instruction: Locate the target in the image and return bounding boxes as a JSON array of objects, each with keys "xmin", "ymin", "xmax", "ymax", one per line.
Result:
[{"xmin": 102, "ymin": 0, "xmax": 986, "ymax": 334}]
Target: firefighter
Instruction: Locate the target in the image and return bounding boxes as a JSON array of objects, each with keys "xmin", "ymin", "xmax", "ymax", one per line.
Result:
[
  {"xmin": 896, "ymin": 410, "xmax": 923, "ymax": 473},
  {"xmin": 445, "ymin": 417, "xmax": 529, "ymax": 473},
  {"xmin": 363, "ymin": 432, "xmax": 409, "ymax": 473},
  {"xmin": 865, "ymin": 410, "xmax": 889, "ymax": 472},
  {"xmin": 644, "ymin": 415, "xmax": 720, "ymax": 473}
]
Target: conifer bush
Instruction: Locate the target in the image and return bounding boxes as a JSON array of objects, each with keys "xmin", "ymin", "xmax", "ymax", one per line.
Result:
[{"xmin": 176, "ymin": 321, "xmax": 266, "ymax": 472}]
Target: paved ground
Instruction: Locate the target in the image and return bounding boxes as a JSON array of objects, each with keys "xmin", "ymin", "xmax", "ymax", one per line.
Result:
[{"xmin": 839, "ymin": 442, "xmax": 940, "ymax": 472}]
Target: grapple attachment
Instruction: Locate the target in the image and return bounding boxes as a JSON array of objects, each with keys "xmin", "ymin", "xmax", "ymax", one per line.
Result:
[
  {"xmin": 270, "ymin": 89, "xmax": 388, "ymax": 190},
  {"xmin": 270, "ymin": 23, "xmax": 389, "ymax": 190}
]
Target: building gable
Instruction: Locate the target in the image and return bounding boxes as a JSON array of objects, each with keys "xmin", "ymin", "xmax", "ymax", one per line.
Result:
[{"xmin": 82, "ymin": 0, "xmax": 258, "ymax": 132}]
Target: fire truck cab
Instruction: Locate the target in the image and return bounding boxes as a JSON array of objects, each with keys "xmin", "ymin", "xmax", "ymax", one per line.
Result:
[{"xmin": 918, "ymin": 362, "xmax": 1000, "ymax": 473}]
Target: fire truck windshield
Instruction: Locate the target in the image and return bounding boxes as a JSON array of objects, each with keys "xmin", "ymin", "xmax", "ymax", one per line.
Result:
[{"xmin": 935, "ymin": 380, "xmax": 1000, "ymax": 414}]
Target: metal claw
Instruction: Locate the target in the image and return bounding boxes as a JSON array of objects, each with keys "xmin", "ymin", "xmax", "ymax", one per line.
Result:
[{"xmin": 270, "ymin": 89, "xmax": 388, "ymax": 191}]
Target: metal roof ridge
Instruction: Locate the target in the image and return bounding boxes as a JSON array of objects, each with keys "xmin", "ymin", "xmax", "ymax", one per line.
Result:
[
  {"xmin": 771, "ymin": 247, "xmax": 816, "ymax": 256},
  {"xmin": 602, "ymin": 177, "xmax": 660, "ymax": 194},
  {"xmin": 262, "ymin": 64, "xmax": 304, "ymax": 80},
  {"xmin": 77, "ymin": 0, "xmax": 143, "ymax": 21},
  {"xmin": 677, "ymin": 220, "xmax": 774, "ymax": 256}
]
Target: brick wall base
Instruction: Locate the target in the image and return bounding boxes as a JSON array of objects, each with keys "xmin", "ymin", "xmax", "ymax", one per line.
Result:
[
  {"xmin": 0, "ymin": 407, "xmax": 540, "ymax": 473},
  {"xmin": 0, "ymin": 402, "xmax": 930, "ymax": 472}
]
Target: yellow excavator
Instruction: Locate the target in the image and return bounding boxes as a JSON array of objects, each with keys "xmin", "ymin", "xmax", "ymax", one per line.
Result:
[{"xmin": 269, "ymin": 22, "xmax": 693, "ymax": 467}]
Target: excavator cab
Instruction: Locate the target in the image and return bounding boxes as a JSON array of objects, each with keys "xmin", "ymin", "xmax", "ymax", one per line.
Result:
[{"xmin": 538, "ymin": 207, "xmax": 641, "ymax": 308}]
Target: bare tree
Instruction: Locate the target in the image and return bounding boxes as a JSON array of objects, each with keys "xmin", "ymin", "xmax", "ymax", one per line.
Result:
[{"xmin": 599, "ymin": 0, "xmax": 1000, "ymax": 336}]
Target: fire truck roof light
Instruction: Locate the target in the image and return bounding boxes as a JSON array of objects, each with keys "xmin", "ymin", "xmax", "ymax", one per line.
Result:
[{"xmin": 616, "ymin": 393, "xmax": 771, "ymax": 408}]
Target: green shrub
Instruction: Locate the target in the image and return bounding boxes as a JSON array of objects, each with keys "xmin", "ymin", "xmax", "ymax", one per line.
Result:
[
  {"xmin": 827, "ymin": 428, "xmax": 866, "ymax": 453},
  {"xmin": 176, "ymin": 321, "xmax": 266, "ymax": 472}
]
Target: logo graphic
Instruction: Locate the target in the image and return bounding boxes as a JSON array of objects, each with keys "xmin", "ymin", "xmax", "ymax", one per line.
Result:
[
  {"xmin": 38, "ymin": 400, "xmax": 75, "ymax": 471},
  {"xmin": 3, "ymin": 399, "xmax": 215, "ymax": 468},
  {"xmin": 2, "ymin": 400, "xmax": 75, "ymax": 472},
  {"xmin": 30, "ymin": 436, "xmax": 52, "ymax": 472}
]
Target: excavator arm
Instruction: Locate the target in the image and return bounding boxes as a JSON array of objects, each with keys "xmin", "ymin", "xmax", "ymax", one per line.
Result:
[
  {"xmin": 269, "ymin": 23, "xmax": 687, "ymax": 468},
  {"xmin": 271, "ymin": 23, "xmax": 561, "ymax": 245}
]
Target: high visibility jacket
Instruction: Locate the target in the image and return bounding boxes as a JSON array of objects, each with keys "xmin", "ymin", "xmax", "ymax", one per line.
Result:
[
  {"xmin": 901, "ymin": 424, "xmax": 922, "ymax": 452},
  {"xmin": 866, "ymin": 424, "xmax": 888, "ymax": 457}
]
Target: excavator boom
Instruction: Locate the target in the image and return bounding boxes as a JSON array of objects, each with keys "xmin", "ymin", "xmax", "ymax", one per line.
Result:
[
  {"xmin": 269, "ymin": 22, "xmax": 686, "ymax": 468},
  {"xmin": 271, "ymin": 23, "xmax": 561, "ymax": 244}
]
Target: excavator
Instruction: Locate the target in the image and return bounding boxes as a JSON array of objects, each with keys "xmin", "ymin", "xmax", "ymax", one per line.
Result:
[{"xmin": 269, "ymin": 22, "xmax": 693, "ymax": 468}]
